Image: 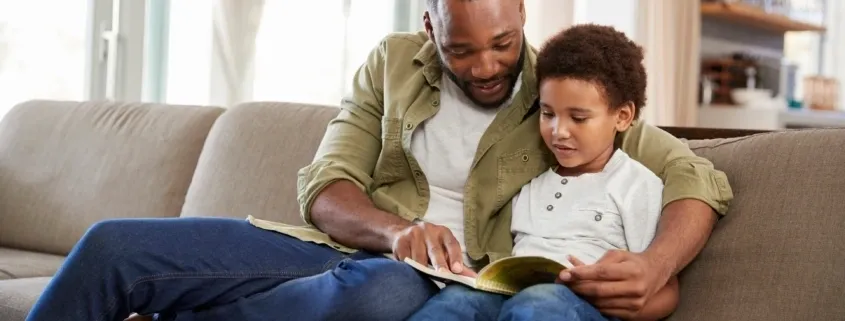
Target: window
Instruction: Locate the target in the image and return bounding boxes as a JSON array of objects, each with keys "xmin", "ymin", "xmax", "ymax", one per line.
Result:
[
  {"xmin": 163, "ymin": 0, "xmax": 213, "ymax": 106},
  {"xmin": 0, "ymin": 1, "xmax": 90, "ymax": 118},
  {"xmin": 160, "ymin": 0, "xmax": 397, "ymax": 107}
]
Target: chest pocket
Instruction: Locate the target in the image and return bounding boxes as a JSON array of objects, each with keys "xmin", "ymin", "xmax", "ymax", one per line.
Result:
[
  {"xmin": 573, "ymin": 200, "xmax": 626, "ymax": 249},
  {"xmin": 372, "ymin": 118, "xmax": 408, "ymax": 187},
  {"xmin": 496, "ymin": 149, "xmax": 549, "ymax": 208}
]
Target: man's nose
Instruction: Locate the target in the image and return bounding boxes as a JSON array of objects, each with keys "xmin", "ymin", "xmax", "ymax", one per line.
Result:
[{"xmin": 471, "ymin": 51, "xmax": 500, "ymax": 80}]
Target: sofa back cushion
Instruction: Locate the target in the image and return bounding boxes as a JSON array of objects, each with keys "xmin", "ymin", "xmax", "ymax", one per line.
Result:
[
  {"xmin": 0, "ymin": 100, "xmax": 224, "ymax": 255},
  {"xmin": 667, "ymin": 129, "xmax": 845, "ymax": 321},
  {"xmin": 181, "ymin": 102, "xmax": 339, "ymax": 225}
]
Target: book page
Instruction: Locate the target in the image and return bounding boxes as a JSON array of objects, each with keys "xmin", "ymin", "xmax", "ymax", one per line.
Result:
[
  {"xmin": 403, "ymin": 258, "xmax": 477, "ymax": 288},
  {"xmin": 474, "ymin": 256, "xmax": 565, "ymax": 295}
]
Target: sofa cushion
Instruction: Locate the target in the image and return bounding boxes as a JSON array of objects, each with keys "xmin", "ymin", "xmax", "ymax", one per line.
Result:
[
  {"xmin": 0, "ymin": 277, "xmax": 50, "ymax": 321},
  {"xmin": 0, "ymin": 100, "xmax": 225, "ymax": 255},
  {"xmin": 181, "ymin": 102, "xmax": 339, "ymax": 225},
  {"xmin": 667, "ymin": 128, "xmax": 845, "ymax": 321},
  {"xmin": 0, "ymin": 248, "xmax": 64, "ymax": 280}
]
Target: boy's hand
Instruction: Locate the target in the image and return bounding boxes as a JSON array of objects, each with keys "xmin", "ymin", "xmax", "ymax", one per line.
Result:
[{"xmin": 390, "ymin": 221, "xmax": 475, "ymax": 276}]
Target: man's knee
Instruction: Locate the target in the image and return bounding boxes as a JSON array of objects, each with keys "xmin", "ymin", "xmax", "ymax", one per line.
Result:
[
  {"xmin": 74, "ymin": 219, "xmax": 143, "ymax": 261},
  {"xmin": 331, "ymin": 258, "xmax": 438, "ymax": 320}
]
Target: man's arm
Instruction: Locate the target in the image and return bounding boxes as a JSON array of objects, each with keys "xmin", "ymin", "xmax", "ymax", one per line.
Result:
[
  {"xmin": 296, "ymin": 38, "xmax": 468, "ymax": 273},
  {"xmin": 310, "ymin": 181, "xmax": 411, "ymax": 253},
  {"xmin": 643, "ymin": 199, "xmax": 717, "ymax": 279},
  {"xmin": 296, "ymin": 38, "xmax": 404, "ymax": 252},
  {"xmin": 630, "ymin": 276, "xmax": 679, "ymax": 321},
  {"xmin": 618, "ymin": 121, "xmax": 732, "ymax": 276}
]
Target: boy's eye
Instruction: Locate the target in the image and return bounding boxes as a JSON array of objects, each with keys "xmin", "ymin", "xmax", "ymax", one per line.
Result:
[
  {"xmin": 541, "ymin": 111, "xmax": 554, "ymax": 117},
  {"xmin": 572, "ymin": 116, "xmax": 587, "ymax": 122}
]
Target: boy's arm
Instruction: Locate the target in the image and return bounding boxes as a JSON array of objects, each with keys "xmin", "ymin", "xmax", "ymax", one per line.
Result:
[{"xmin": 628, "ymin": 276, "xmax": 679, "ymax": 321}]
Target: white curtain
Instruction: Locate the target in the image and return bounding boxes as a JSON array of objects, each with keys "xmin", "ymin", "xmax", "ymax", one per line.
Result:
[
  {"xmin": 822, "ymin": 0, "xmax": 845, "ymax": 110},
  {"xmin": 636, "ymin": 0, "xmax": 700, "ymax": 126},
  {"xmin": 524, "ymin": 0, "xmax": 576, "ymax": 46},
  {"xmin": 210, "ymin": 0, "xmax": 265, "ymax": 107}
]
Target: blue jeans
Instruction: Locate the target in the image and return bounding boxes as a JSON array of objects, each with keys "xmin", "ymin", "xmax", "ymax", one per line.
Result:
[
  {"xmin": 25, "ymin": 217, "xmax": 439, "ymax": 321},
  {"xmin": 407, "ymin": 283, "xmax": 615, "ymax": 321}
]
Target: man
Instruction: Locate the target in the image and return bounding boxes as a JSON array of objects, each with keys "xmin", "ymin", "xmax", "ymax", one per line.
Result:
[{"xmin": 26, "ymin": 0, "xmax": 732, "ymax": 320}]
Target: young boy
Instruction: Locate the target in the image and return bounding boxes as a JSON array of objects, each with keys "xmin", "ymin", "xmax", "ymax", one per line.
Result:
[{"xmin": 407, "ymin": 24, "xmax": 679, "ymax": 321}]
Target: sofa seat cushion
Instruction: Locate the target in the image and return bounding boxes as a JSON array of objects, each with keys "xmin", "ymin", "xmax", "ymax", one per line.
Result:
[
  {"xmin": 667, "ymin": 128, "xmax": 845, "ymax": 321},
  {"xmin": 0, "ymin": 277, "xmax": 50, "ymax": 321},
  {"xmin": 0, "ymin": 248, "xmax": 64, "ymax": 280},
  {"xmin": 182, "ymin": 102, "xmax": 340, "ymax": 225}
]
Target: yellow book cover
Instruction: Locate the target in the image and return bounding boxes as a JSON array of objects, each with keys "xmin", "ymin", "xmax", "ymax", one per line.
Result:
[{"xmin": 403, "ymin": 256, "xmax": 566, "ymax": 296}]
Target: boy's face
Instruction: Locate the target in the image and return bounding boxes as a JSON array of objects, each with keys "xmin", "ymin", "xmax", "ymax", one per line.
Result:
[{"xmin": 538, "ymin": 78, "xmax": 634, "ymax": 174}]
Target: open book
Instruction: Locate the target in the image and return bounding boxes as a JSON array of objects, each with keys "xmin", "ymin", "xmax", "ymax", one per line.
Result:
[{"xmin": 403, "ymin": 256, "xmax": 567, "ymax": 296}]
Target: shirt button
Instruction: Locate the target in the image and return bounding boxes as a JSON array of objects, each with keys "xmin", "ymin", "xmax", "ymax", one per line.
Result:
[
  {"xmin": 554, "ymin": 192, "xmax": 562, "ymax": 199},
  {"xmin": 560, "ymin": 178, "xmax": 568, "ymax": 185},
  {"xmin": 546, "ymin": 205, "xmax": 554, "ymax": 211},
  {"xmin": 521, "ymin": 154, "xmax": 529, "ymax": 162},
  {"xmin": 405, "ymin": 123, "xmax": 413, "ymax": 130},
  {"xmin": 594, "ymin": 213, "xmax": 603, "ymax": 221},
  {"xmin": 414, "ymin": 170, "xmax": 422, "ymax": 177},
  {"xmin": 432, "ymin": 100, "xmax": 440, "ymax": 107}
]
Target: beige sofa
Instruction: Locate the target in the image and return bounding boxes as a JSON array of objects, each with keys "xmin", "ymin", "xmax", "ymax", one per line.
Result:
[{"xmin": 1, "ymin": 100, "xmax": 843, "ymax": 320}]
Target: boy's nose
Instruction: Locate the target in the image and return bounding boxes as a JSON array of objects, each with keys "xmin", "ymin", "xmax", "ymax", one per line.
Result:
[{"xmin": 553, "ymin": 125, "xmax": 572, "ymax": 140}]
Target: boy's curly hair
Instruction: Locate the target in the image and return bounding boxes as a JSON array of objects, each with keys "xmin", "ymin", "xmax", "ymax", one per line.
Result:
[{"xmin": 536, "ymin": 24, "xmax": 647, "ymax": 119}]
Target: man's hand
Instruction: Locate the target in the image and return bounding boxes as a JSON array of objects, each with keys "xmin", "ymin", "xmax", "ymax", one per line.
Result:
[
  {"xmin": 558, "ymin": 251, "xmax": 672, "ymax": 319},
  {"xmin": 390, "ymin": 221, "xmax": 476, "ymax": 277}
]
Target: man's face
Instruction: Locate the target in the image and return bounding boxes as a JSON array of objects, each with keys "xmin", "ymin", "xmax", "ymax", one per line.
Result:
[{"xmin": 425, "ymin": 0, "xmax": 526, "ymax": 108}]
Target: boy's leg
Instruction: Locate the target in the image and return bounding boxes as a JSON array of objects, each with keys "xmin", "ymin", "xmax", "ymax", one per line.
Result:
[
  {"xmin": 25, "ymin": 217, "xmax": 343, "ymax": 321},
  {"xmin": 406, "ymin": 284, "xmax": 507, "ymax": 321},
  {"xmin": 498, "ymin": 284, "xmax": 614, "ymax": 321}
]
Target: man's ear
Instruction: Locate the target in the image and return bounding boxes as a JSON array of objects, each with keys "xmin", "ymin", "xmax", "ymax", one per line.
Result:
[
  {"xmin": 519, "ymin": 0, "xmax": 526, "ymax": 26},
  {"xmin": 614, "ymin": 102, "xmax": 635, "ymax": 132},
  {"xmin": 423, "ymin": 11, "xmax": 435, "ymax": 41}
]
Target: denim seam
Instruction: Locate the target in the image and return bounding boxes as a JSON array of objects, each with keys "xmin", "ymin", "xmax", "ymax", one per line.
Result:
[
  {"xmin": 96, "ymin": 271, "xmax": 315, "ymax": 321},
  {"xmin": 321, "ymin": 256, "xmax": 349, "ymax": 271}
]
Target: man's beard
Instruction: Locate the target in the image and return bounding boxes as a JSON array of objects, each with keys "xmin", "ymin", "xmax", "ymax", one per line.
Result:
[{"xmin": 440, "ymin": 46, "xmax": 526, "ymax": 109}]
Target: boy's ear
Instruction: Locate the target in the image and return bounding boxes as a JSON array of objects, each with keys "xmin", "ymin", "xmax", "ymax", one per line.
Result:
[{"xmin": 614, "ymin": 102, "xmax": 635, "ymax": 132}]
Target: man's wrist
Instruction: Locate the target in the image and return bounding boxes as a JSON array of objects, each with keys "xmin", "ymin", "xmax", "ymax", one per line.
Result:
[
  {"xmin": 642, "ymin": 249, "xmax": 676, "ymax": 281},
  {"xmin": 379, "ymin": 216, "xmax": 415, "ymax": 249}
]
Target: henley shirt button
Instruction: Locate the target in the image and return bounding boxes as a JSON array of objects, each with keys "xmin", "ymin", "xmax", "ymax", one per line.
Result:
[
  {"xmin": 560, "ymin": 178, "xmax": 568, "ymax": 185},
  {"xmin": 595, "ymin": 213, "xmax": 603, "ymax": 222},
  {"xmin": 405, "ymin": 123, "xmax": 413, "ymax": 130},
  {"xmin": 546, "ymin": 205, "xmax": 554, "ymax": 211},
  {"xmin": 432, "ymin": 100, "xmax": 440, "ymax": 106},
  {"xmin": 521, "ymin": 154, "xmax": 529, "ymax": 162},
  {"xmin": 554, "ymin": 192, "xmax": 562, "ymax": 199}
]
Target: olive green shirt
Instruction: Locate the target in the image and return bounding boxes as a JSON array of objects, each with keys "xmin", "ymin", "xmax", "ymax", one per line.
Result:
[{"xmin": 248, "ymin": 31, "xmax": 733, "ymax": 264}]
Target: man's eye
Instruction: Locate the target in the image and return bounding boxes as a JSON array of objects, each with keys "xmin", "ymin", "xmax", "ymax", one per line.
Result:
[
  {"xmin": 572, "ymin": 117, "xmax": 587, "ymax": 122},
  {"xmin": 494, "ymin": 42, "xmax": 511, "ymax": 50}
]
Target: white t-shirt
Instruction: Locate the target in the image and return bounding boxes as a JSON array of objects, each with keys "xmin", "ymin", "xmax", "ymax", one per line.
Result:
[
  {"xmin": 410, "ymin": 72, "xmax": 522, "ymax": 266},
  {"xmin": 510, "ymin": 150, "xmax": 664, "ymax": 268}
]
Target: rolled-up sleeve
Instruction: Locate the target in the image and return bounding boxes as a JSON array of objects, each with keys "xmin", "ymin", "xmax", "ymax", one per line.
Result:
[
  {"xmin": 296, "ymin": 38, "xmax": 387, "ymax": 225},
  {"xmin": 618, "ymin": 121, "xmax": 734, "ymax": 216}
]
